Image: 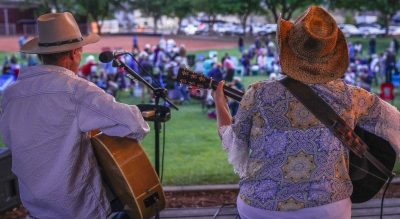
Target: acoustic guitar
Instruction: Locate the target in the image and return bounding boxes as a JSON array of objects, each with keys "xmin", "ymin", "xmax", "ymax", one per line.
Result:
[
  {"xmin": 176, "ymin": 67, "xmax": 397, "ymax": 203},
  {"xmin": 91, "ymin": 132, "xmax": 165, "ymax": 219}
]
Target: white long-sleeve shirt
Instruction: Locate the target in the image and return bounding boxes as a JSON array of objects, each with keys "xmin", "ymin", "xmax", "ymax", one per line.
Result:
[{"xmin": 0, "ymin": 65, "xmax": 150, "ymax": 219}]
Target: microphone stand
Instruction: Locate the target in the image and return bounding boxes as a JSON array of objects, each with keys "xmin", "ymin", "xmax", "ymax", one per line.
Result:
[
  {"xmin": 112, "ymin": 57, "xmax": 178, "ymax": 219},
  {"xmin": 113, "ymin": 57, "xmax": 178, "ymax": 174}
]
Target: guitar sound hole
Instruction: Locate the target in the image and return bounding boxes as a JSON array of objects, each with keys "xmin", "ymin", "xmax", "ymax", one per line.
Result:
[{"xmin": 144, "ymin": 192, "xmax": 160, "ymax": 208}]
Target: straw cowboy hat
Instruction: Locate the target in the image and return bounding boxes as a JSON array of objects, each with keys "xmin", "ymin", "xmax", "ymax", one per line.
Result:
[
  {"xmin": 21, "ymin": 12, "xmax": 100, "ymax": 54},
  {"xmin": 277, "ymin": 6, "xmax": 349, "ymax": 84}
]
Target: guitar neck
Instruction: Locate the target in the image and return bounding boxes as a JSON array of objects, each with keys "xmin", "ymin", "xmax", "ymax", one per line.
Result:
[
  {"xmin": 176, "ymin": 68, "xmax": 244, "ymax": 102},
  {"xmin": 208, "ymin": 79, "xmax": 244, "ymax": 102}
]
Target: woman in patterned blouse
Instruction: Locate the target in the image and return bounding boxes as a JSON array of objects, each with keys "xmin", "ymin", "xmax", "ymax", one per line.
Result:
[{"xmin": 213, "ymin": 6, "xmax": 400, "ymax": 219}]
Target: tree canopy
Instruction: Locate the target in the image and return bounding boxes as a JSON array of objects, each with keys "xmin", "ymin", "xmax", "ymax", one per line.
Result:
[{"xmin": 24, "ymin": 0, "xmax": 400, "ymax": 36}]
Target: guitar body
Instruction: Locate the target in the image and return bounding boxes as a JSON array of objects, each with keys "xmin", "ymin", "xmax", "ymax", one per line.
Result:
[
  {"xmin": 350, "ymin": 127, "xmax": 397, "ymax": 203},
  {"xmin": 91, "ymin": 134, "xmax": 165, "ymax": 219}
]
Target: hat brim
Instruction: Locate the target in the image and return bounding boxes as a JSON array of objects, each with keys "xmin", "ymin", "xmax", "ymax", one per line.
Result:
[
  {"xmin": 277, "ymin": 18, "xmax": 349, "ymax": 84},
  {"xmin": 20, "ymin": 33, "xmax": 100, "ymax": 54}
]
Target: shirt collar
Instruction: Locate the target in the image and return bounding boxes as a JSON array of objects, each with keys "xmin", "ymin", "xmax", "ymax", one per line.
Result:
[{"xmin": 17, "ymin": 65, "xmax": 76, "ymax": 80}]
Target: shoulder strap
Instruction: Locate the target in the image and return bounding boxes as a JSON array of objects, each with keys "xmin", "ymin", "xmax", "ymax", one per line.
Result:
[{"xmin": 279, "ymin": 77, "xmax": 393, "ymax": 177}]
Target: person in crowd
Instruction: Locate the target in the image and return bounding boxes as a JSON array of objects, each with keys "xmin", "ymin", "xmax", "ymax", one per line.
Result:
[
  {"xmin": 223, "ymin": 55, "xmax": 236, "ymax": 82},
  {"xmin": 257, "ymin": 48, "xmax": 268, "ymax": 74},
  {"xmin": 254, "ymin": 36, "xmax": 261, "ymax": 50},
  {"xmin": 240, "ymin": 52, "xmax": 251, "ymax": 76},
  {"xmin": 79, "ymin": 54, "xmax": 97, "ymax": 80},
  {"xmin": 203, "ymin": 54, "xmax": 214, "ymax": 75},
  {"xmin": 1, "ymin": 56, "xmax": 11, "ymax": 75},
  {"xmin": 208, "ymin": 62, "xmax": 224, "ymax": 83},
  {"xmin": 344, "ymin": 63, "xmax": 357, "ymax": 85},
  {"xmin": 27, "ymin": 54, "xmax": 39, "ymax": 66},
  {"xmin": 9, "ymin": 55, "xmax": 20, "ymax": 79},
  {"xmin": 267, "ymin": 39, "xmax": 276, "ymax": 57},
  {"xmin": 269, "ymin": 72, "xmax": 277, "ymax": 80},
  {"xmin": 227, "ymin": 76, "xmax": 244, "ymax": 116},
  {"xmin": 179, "ymin": 44, "xmax": 187, "ymax": 61},
  {"xmin": 206, "ymin": 62, "xmax": 224, "ymax": 119},
  {"xmin": 154, "ymin": 45, "xmax": 167, "ymax": 73},
  {"xmin": 18, "ymin": 35, "xmax": 28, "ymax": 60},
  {"xmin": 0, "ymin": 12, "xmax": 149, "ymax": 219},
  {"xmin": 369, "ymin": 53, "xmax": 380, "ymax": 84},
  {"xmin": 238, "ymin": 36, "xmax": 244, "ymax": 53},
  {"xmin": 368, "ymin": 36, "xmax": 376, "ymax": 55},
  {"xmin": 132, "ymin": 34, "xmax": 139, "ymax": 52},
  {"xmin": 354, "ymin": 41, "xmax": 363, "ymax": 57},
  {"xmin": 357, "ymin": 65, "xmax": 372, "ymax": 91},
  {"xmin": 385, "ymin": 49, "xmax": 397, "ymax": 82},
  {"xmin": 212, "ymin": 6, "xmax": 400, "ymax": 219},
  {"xmin": 348, "ymin": 42, "xmax": 356, "ymax": 63},
  {"xmin": 194, "ymin": 54, "xmax": 205, "ymax": 74},
  {"xmin": 389, "ymin": 37, "xmax": 399, "ymax": 55}
]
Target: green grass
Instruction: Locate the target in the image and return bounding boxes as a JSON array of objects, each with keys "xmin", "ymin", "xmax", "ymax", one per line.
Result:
[
  {"xmin": 0, "ymin": 37, "xmax": 399, "ymax": 185},
  {"xmin": 114, "ymin": 76, "xmax": 264, "ymax": 185}
]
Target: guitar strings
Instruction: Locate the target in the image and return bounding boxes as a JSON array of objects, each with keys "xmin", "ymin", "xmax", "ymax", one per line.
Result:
[
  {"xmin": 222, "ymin": 87, "xmax": 243, "ymax": 102},
  {"xmin": 210, "ymin": 79, "xmax": 245, "ymax": 96},
  {"xmin": 349, "ymin": 163, "xmax": 387, "ymax": 182}
]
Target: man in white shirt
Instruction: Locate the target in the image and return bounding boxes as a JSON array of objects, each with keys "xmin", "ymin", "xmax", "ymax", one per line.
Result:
[{"xmin": 0, "ymin": 12, "xmax": 149, "ymax": 219}]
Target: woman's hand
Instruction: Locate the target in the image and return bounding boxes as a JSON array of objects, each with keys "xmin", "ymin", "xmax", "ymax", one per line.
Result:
[
  {"xmin": 212, "ymin": 81, "xmax": 228, "ymax": 106},
  {"xmin": 212, "ymin": 81, "xmax": 232, "ymax": 127}
]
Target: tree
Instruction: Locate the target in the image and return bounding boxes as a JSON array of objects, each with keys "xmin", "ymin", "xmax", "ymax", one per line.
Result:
[
  {"xmin": 24, "ymin": 0, "xmax": 77, "ymax": 15},
  {"xmin": 193, "ymin": 0, "xmax": 233, "ymax": 34},
  {"xmin": 227, "ymin": 0, "xmax": 262, "ymax": 36},
  {"xmin": 129, "ymin": 0, "xmax": 169, "ymax": 34},
  {"xmin": 165, "ymin": 0, "xmax": 194, "ymax": 34},
  {"xmin": 329, "ymin": 0, "xmax": 400, "ymax": 35},
  {"xmin": 262, "ymin": 0, "xmax": 324, "ymax": 22},
  {"xmin": 77, "ymin": 0, "xmax": 125, "ymax": 35},
  {"xmin": 24, "ymin": 0, "xmax": 125, "ymax": 34}
]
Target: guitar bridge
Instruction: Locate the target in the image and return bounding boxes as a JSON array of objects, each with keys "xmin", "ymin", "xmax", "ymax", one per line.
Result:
[{"xmin": 143, "ymin": 192, "xmax": 160, "ymax": 208}]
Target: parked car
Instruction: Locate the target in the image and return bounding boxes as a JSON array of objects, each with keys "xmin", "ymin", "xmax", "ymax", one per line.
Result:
[
  {"xmin": 389, "ymin": 25, "xmax": 400, "ymax": 36},
  {"xmin": 182, "ymin": 24, "xmax": 197, "ymax": 35},
  {"xmin": 215, "ymin": 23, "xmax": 241, "ymax": 36},
  {"xmin": 253, "ymin": 24, "xmax": 277, "ymax": 36},
  {"xmin": 265, "ymin": 24, "xmax": 277, "ymax": 35},
  {"xmin": 357, "ymin": 23, "xmax": 385, "ymax": 36},
  {"xmin": 194, "ymin": 23, "xmax": 209, "ymax": 35},
  {"xmin": 339, "ymin": 24, "xmax": 362, "ymax": 37}
]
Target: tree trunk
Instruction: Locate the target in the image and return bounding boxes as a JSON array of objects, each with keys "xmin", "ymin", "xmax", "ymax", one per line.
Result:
[
  {"xmin": 95, "ymin": 20, "xmax": 102, "ymax": 35},
  {"xmin": 177, "ymin": 17, "xmax": 183, "ymax": 35},
  {"xmin": 153, "ymin": 17, "xmax": 159, "ymax": 34},
  {"xmin": 241, "ymin": 14, "xmax": 248, "ymax": 36},
  {"xmin": 207, "ymin": 15, "xmax": 213, "ymax": 34},
  {"xmin": 384, "ymin": 15, "xmax": 389, "ymax": 36}
]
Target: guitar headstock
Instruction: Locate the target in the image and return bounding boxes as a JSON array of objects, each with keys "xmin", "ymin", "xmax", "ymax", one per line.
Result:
[{"xmin": 177, "ymin": 68, "xmax": 211, "ymax": 89}]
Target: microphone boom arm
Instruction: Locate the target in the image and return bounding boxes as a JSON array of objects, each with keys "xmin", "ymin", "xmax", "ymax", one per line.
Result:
[{"xmin": 113, "ymin": 58, "xmax": 179, "ymax": 110}]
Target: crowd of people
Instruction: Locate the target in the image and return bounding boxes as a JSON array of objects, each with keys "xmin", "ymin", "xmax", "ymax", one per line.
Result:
[
  {"xmin": 344, "ymin": 37, "xmax": 399, "ymax": 93},
  {"xmin": 1, "ymin": 32, "xmax": 400, "ymax": 111}
]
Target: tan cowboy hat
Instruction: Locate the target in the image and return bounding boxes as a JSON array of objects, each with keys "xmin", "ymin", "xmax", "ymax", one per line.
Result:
[
  {"xmin": 277, "ymin": 6, "xmax": 349, "ymax": 84},
  {"xmin": 21, "ymin": 12, "xmax": 100, "ymax": 54}
]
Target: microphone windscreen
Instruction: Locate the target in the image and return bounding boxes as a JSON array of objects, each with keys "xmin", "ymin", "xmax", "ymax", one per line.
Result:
[{"xmin": 98, "ymin": 51, "xmax": 114, "ymax": 63}]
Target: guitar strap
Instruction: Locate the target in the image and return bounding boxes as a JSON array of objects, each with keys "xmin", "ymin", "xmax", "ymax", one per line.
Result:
[{"xmin": 279, "ymin": 77, "xmax": 394, "ymax": 178}]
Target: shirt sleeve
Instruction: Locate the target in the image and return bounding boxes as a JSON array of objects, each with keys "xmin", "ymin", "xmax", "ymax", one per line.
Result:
[
  {"xmin": 218, "ymin": 83, "xmax": 259, "ymax": 178},
  {"xmin": 355, "ymin": 88, "xmax": 400, "ymax": 155},
  {"xmin": 75, "ymin": 80, "xmax": 150, "ymax": 141}
]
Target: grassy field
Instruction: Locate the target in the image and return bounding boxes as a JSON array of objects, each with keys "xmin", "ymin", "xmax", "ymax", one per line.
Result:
[
  {"xmin": 114, "ymin": 75, "xmax": 263, "ymax": 185},
  {"xmin": 0, "ymin": 36, "xmax": 399, "ymax": 185}
]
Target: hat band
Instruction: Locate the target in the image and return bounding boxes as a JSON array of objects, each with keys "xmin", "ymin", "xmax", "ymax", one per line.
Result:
[{"xmin": 38, "ymin": 37, "xmax": 83, "ymax": 47}]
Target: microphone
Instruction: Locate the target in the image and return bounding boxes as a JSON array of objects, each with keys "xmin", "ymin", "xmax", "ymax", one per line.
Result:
[{"xmin": 98, "ymin": 50, "xmax": 130, "ymax": 63}]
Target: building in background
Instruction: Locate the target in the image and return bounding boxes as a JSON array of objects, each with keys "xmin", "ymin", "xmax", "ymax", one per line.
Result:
[{"xmin": 0, "ymin": 0, "xmax": 37, "ymax": 35}]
